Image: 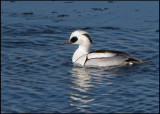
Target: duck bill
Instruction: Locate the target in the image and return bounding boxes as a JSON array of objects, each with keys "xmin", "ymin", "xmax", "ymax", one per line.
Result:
[{"xmin": 63, "ymin": 40, "xmax": 72, "ymax": 44}]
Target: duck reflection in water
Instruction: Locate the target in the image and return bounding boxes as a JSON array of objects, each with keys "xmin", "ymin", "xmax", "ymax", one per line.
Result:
[
  {"xmin": 69, "ymin": 66, "xmax": 118, "ymax": 112},
  {"xmin": 68, "ymin": 65, "xmax": 138, "ymax": 112},
  {"xmin": 69, "ymin": 67, "xmax": 94, "ymax": 111}
]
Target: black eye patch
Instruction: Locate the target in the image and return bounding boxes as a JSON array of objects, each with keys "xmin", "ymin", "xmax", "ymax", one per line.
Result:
[{"xmin": 70, "ymin": 36, "xmax": 78, "ymax": 43}]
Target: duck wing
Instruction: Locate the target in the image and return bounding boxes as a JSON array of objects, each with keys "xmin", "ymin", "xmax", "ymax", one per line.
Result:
[
  {"xmin": 85, "ymin": 50, "xmax": 142, "ymax": 67},
  {"xmin": 88, "ymin": 50, "xmax": 129, "ymax": 59}
]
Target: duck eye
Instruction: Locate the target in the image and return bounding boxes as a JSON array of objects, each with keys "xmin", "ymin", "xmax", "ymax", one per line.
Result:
[{"xmin": 70, "ymin": 37, "xmax": 78, "ymax": 43}]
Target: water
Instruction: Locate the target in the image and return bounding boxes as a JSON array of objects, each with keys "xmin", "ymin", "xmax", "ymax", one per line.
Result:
[{"xmin": 1, "ymin": 1, "xmax": 159, "ymax": 113}]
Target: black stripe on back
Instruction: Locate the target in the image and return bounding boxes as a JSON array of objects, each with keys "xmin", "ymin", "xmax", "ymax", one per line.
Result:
[{"xmin": 90, "ymin": 50, "xmax": 129, "ymax": 56}]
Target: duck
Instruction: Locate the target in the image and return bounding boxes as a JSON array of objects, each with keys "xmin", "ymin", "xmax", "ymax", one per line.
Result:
[{"xmin": 63, "ymin": 30, "xmax": 143, "ymax": 67}]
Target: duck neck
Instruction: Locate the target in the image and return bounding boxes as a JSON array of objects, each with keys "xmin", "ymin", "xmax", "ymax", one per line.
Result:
[{"xmin": 72, "ymin": 44, "xmax": 90, "ymax": 63}]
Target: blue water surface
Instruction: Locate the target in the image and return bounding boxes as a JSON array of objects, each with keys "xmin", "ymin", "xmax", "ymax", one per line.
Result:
[{"xmin": 1, "ymin": 1, "xmax": 159, "ymax": 113}]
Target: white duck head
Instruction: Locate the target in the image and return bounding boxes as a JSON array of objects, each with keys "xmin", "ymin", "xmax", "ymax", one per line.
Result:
[
  {"xmin": 64, "ymin": 30, "xmax": 92, "ymax": 45},
  {"xmin": 63, "ymin": 30, "xmax": 92, "ymax": 63}
]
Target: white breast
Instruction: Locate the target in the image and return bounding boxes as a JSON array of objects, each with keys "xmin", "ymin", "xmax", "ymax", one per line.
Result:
[{"xmin": 74, "ymin": 54, "xmax": 87, "ymax": 66}]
